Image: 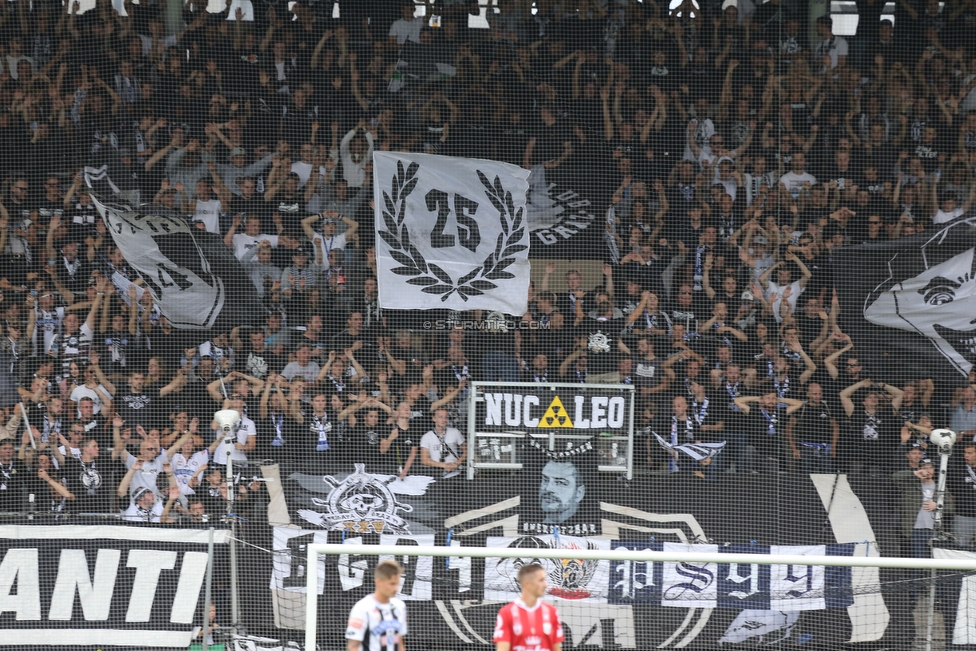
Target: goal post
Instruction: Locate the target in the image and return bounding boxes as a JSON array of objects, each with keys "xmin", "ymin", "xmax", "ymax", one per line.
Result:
[{"xmin": 305, "ymin": 543, "xmax": 976, "ymax": 651}]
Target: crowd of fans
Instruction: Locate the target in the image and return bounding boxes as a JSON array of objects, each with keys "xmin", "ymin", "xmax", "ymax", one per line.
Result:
[{"xmin": 0, "ymin": 0, "xmax": 973, "ymax": 552}]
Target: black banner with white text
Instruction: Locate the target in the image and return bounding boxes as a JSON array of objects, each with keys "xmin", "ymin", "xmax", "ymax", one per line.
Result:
[{"xmin": 0, "ymin": 524, "xmax": 229, "ymax": 649}]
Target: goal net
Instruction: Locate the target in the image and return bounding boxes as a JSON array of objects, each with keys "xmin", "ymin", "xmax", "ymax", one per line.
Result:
[{"xmin": 295, "ymin": 541, "xmax": 976, "ymax": 651}]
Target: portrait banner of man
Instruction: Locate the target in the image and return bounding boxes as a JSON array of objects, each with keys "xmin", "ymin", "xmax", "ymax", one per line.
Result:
[
  {"xmin": 835, "ymin": 216, "xmax": 976, "ymax": 383},
  {"xmin": 518, "ymin": 437, "xmax": 600, "ymax": 536}
]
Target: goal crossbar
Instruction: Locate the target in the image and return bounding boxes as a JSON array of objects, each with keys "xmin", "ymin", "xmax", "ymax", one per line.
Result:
[{"xmin": 304, "ymin": 543, "xmax": 976, "ymax": 651}]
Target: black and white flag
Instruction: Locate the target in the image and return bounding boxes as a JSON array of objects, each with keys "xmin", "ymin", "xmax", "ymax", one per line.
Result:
[
  {"xmin": 653, "ymin": 432, "xmax": 727, "ymax": 460},
  {"xmin": 88, "ymin": 193, "xmax": 262, "ymax": 331},
  {"xmin": 834, "ymin": 216, "xmax": 976, "ymax": 382},
  {"xmin": 372, "ymin": 151, "xmax": 531, "ymax": 315}
]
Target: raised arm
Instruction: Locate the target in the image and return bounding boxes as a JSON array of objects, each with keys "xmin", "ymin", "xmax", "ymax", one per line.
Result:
[
  {"xmin": 823, "ymin": 337, "xmax": 853, "ymax": 380},
  {"xmin": 88, "ymin": 352, "xmax": 117, "ymax": 397},
  {"xmin": 839, "ymin": 378, "xmax": 872, "ymax": 417},
  {"xmin": 116, "ymin": 461, "xmax": 140, "ymax": 498}
]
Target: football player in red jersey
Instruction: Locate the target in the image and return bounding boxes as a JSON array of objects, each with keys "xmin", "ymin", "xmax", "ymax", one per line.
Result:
[{"xmin": 493, "ymin": 563, "xmax": 565, "ymax": 651}]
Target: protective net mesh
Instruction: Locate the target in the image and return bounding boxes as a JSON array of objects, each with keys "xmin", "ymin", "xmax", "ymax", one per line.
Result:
[{"xmin": 1, "ymin": 0, "xmax": 976, "ymax": 649}]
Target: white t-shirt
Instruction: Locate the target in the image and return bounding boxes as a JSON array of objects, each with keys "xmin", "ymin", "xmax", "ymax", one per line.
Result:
[
  {"xmin": 932, "ymin": 207, "xmax": 964, "ymax": 225},
  {"xmin": 52, "ymin": 444, "xmax": 81, "ymax": 470},
  {"xmin": 172, "ymin": 449, "xmax": 210, "ymax": 495},
  {"xmin": 345, "ymin": 594, "xmax": 408, "ymax": 651},
  {"xmin": 212, "ymin": 415, "xmax": 256, "ymax": 465},
  {"xmin": 69, "ymin": 384, "xmax": 110, "ymax": 415},
  {"xmin": 779, "ymin": 171, "xmax": 817, "ymax": 197},
  {"xmin": 419, "ymin": 428, "xmax": 465, "ymax": 478},
  {"xmin": 389, "ymin": 17, "xmax": 423, "ymax": 45},
  {"xmin": 232, "ymin": 233, "xmax": 279, "ymax": 260},
  {"xmin": 282, "ymin": 360, "xmax": 321, "ymax": 382},
  {"xmin": 766, "ymin": 279, "xmax": 804, "ymax": 323},
  {"xmin": 194, "ymin": 199, "xmax": 222, "ymax": 234},
  {"xmin": 139, "ymin": 33, "xmax": 178, "ymax": 56},
  {"xmin": 123, "ymin": 450, "xmax": 170, "ymax": 503},
  {"xmin": 290, "ymin": 161, "xmax": 326, "ymax": 188}
]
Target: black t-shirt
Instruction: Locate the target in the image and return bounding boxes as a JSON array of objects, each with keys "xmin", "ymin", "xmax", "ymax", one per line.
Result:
[
  {"xmin": 948, "ymin": 459, "xmax": 976, "ymax": 518},
  {"xmin": 633, "ymin": 355, "xmax": 663, "ymax": 391},
  {"xmin": 228, "ymin": 195, "xmax": 268, "ymax": 221},
  {"xmin": 492, "ymin": 120, "xmax": 531, "ymax": 167},
  {"xmin": 529, "ymin": 118, "xmax": 573, "ymax": 166},
  {"xmin": 654, "ymin": 412, "xmax": 699, "ymax": 447},
  {"xmin": 0, "ymin": 459, "xmax": 27, "ymax": 511},
  {"xmin": 345, "ymin": 421, "xmax": 390, "ymax": 471},
  {"xmin": 791, "ymin": 400, "xmax": 834, "ymax": 445},
  {"xmin": 689, "ymin": 393, "xmax": 723, "ymax": 442},
  {"xmin": 389, "ymin": 419, "xmax": 418, "ymax": 473},
  {"xmin": 117, "ymin": 387, "xmax": 162, "ymax": 430},
  {"xmin": 269, "ymin": 193, "xmax": 308, "ymax": 237},
  {"xmin": 476, "ymin": 328, "xmax": 516, "ymax": 358},
  {"xmin": 79, "ymin": 414, "xmax": 110, "ymax": 451},
  {"xmin": 847, "ymin": 407, "xmax": 895, "ymax": 466},
  {"xmin": 61, "ymin": 456, "xmax": 113, "ymax": 513},
  {"xmin": 747, "ymin": 406, "xmax": 785, "ymax": 458},
  {"xmin": 576, "ymin": 318, "xmax": 623, "ymax": 375},
  {"xmin": 258, "ymin": 411, "xmax": 301, "ymax": 463}
]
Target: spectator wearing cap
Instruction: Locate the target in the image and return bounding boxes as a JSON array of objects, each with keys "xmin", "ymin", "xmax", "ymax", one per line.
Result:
[
  {"xmin": 901, "ymin": 440, "xmax": 928, "ymax": 471},
  {"xmin": 119, "ymin": 485, "xmax": 166, "ymax": 522},
  {"xmin": 281, "ymin": 244, "xmax": 321, "ymax": 300},
  {"xmin": 302, "ymin": 211, "xmax": 359, "ymax": 271}
]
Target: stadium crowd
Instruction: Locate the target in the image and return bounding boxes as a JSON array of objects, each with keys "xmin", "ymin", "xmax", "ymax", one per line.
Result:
[{"xmin": 0, "ymin": 0, "xmax": 973, "ymax": 551}]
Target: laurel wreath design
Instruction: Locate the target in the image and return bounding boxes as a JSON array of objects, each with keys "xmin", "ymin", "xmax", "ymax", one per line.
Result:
[{"xmin": 377, "ymin": 160, "xmax": 527, "ymax": 302}]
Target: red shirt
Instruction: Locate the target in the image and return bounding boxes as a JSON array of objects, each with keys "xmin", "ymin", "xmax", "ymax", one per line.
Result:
[{"xmin": 493, "ymin": 599, "xmax": 564, "ymax": 651}]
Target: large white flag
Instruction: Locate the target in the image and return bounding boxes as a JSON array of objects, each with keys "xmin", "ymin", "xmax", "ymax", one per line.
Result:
[{"xmin": 373, "ymin": 152, "xmax": 531, "ymax": 315}]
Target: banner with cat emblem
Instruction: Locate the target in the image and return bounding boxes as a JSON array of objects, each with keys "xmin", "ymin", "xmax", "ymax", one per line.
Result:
[
  {"xmin": 834, "ymin": 216, "xmax": 976, "ymax": 382},
  {"xmin": 373, "ymin": 151, "xmax": 531, "ymax": 315}
]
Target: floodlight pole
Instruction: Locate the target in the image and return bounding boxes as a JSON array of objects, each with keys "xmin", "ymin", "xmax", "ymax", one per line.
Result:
[{"xmin": 926, "ymin": 428, "xmax": 957, "ymax": 651}]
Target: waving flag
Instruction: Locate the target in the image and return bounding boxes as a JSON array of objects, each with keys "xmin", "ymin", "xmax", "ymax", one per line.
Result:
[{"xmin": 88, "ymin": 192, "xmax": 262, "ymax": 331}]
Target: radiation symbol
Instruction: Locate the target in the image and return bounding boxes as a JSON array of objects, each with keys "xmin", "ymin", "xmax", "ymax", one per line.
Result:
[{"xmin": 537, "ymin": 396, "xmax": 574, "ymax": 429}]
